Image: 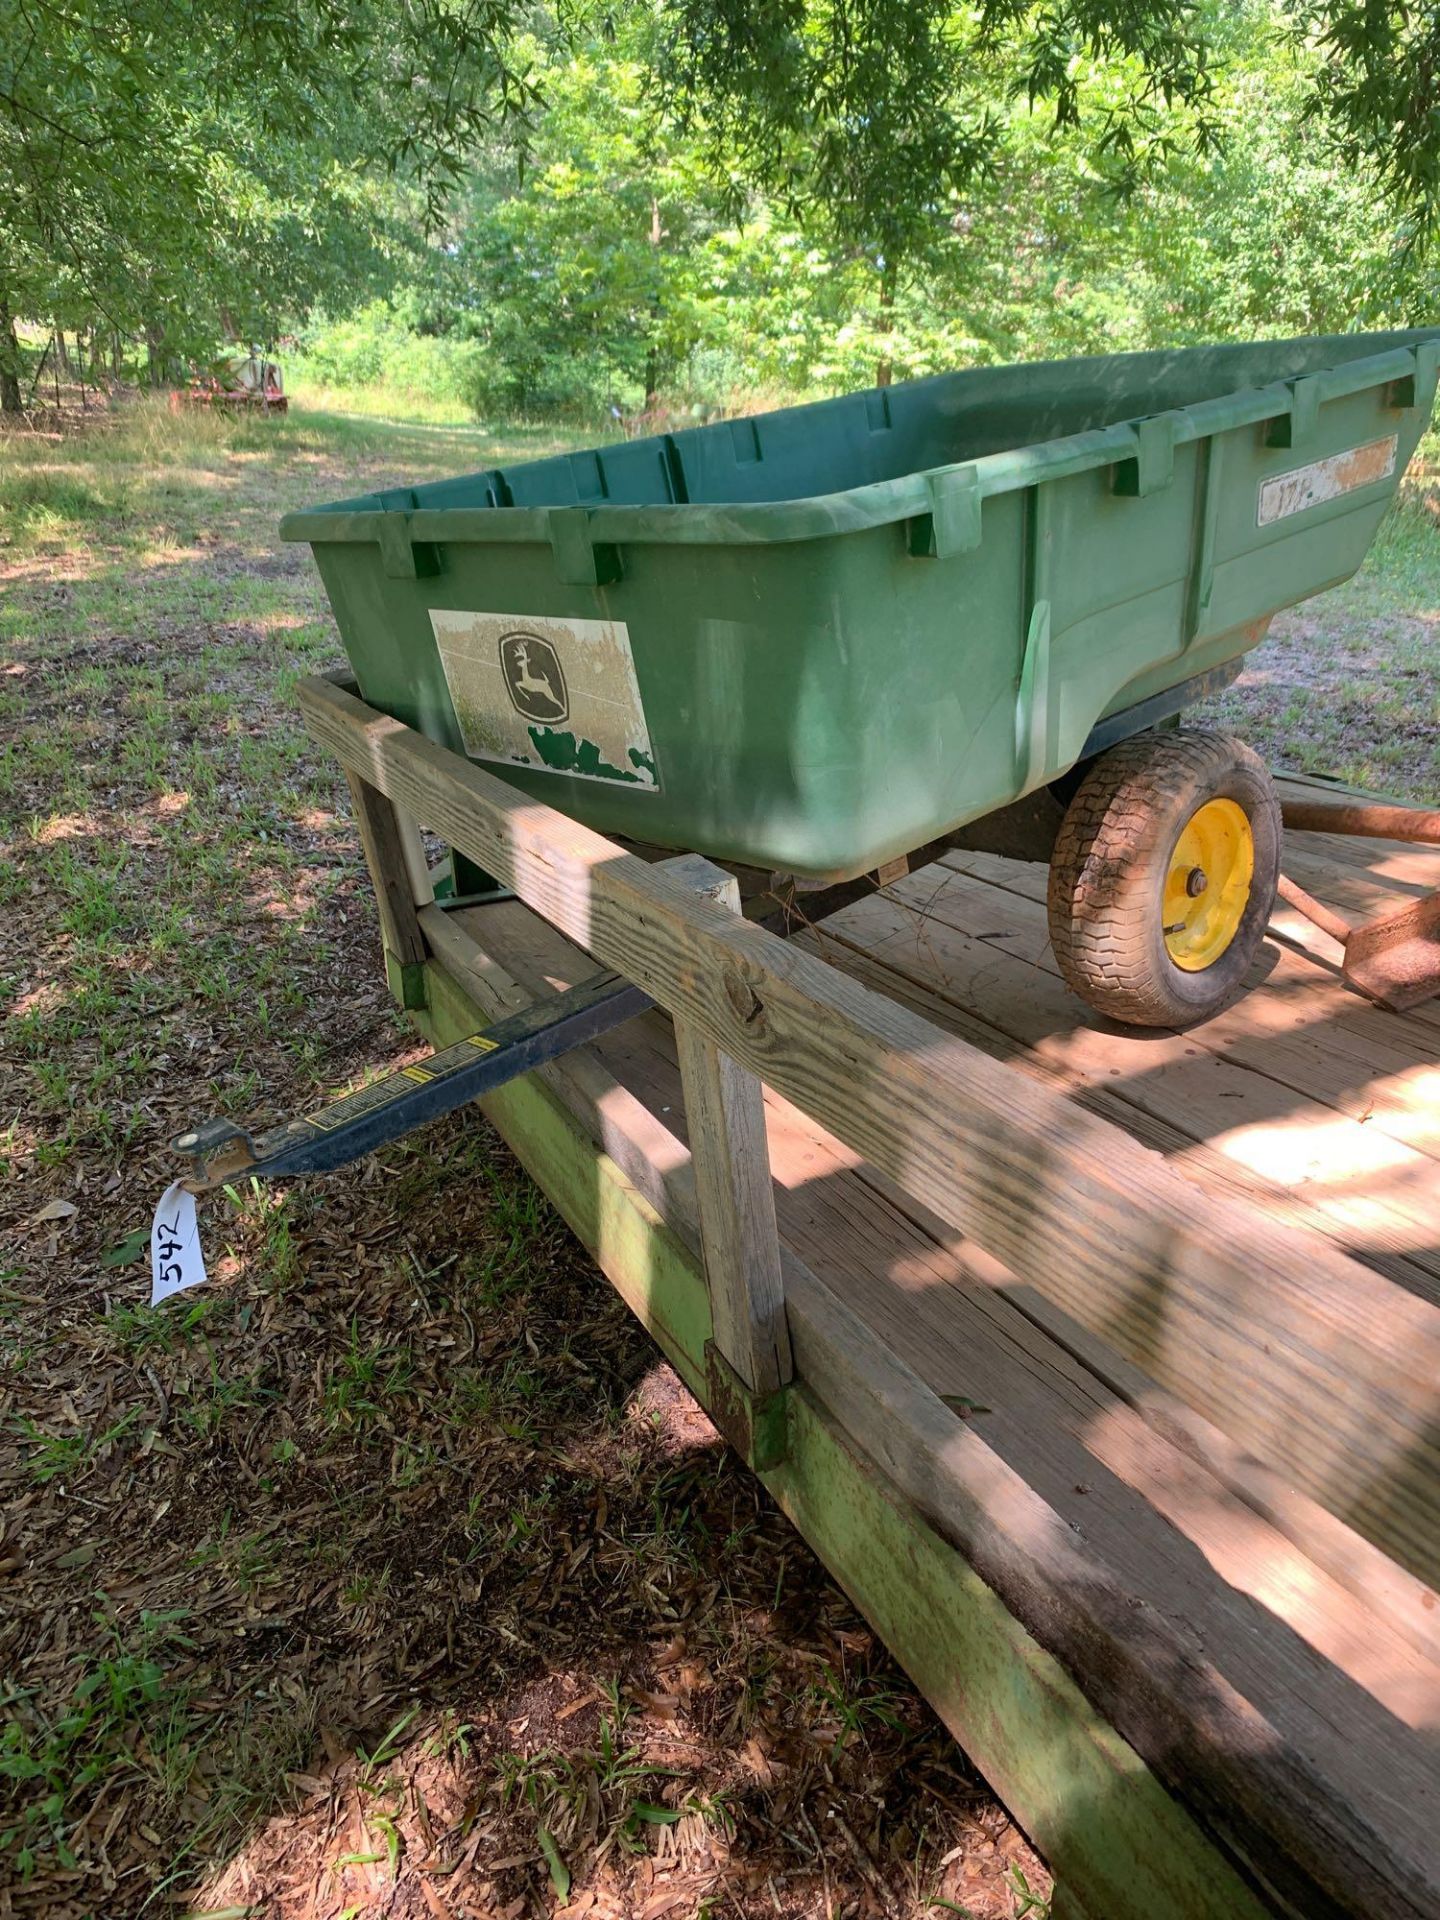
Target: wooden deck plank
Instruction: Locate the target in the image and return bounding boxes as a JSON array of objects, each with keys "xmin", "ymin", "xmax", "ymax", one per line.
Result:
[
  {"xmin": 929, "ymin": 846, "xmax": 1440, "ymax": 1184},
  {"xmin": 932, "ymin": 839, "xmax": 1440, "ymax": 1156},
  {"xmin": 420, "ymin": 899, "xmax": 1440, "ymax": 1920},
  {"xmin": 805, "ymin": 926, "xmax": 1440, "ymax": 1306},
  {"xmin": 297, "ymin": 675, "xmax": 1440, "ymax": 1587},
  {"xmin": 446, "ymin": 905, "xmax": 1440, "ymax": 1838},
  {"xmin": 448, "ymin": 896, "xmax": 1440, "ymax": 1669},
  {"xmin": 823, "ymin": 860, "xmax": 1440, "ymax": 1295},
  {"xmin": 320, "ymin": 713, "xmax": 1440, "ymax": 1920}
]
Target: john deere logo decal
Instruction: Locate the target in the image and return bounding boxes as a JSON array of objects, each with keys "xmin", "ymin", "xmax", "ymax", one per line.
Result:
[
  {"xmin": 431, "ymin": 608, "xmax": 658, "ymax": 790},
  {"xmin": 499, "ymin": 631, "xmax": 568, "ymax": 724}
]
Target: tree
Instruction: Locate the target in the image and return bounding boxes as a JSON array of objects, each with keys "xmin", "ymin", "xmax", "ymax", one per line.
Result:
[
  {"xmin": 653, "ymin": 0, "xmax": 1440, "ymax": 383},
  {"xmin": 1298, "ymin": 0, "xmax": 1440, "ymax": 245},
  {"xmin": 441, "ymin": 31, "xmax": 733, "ymax": 419},
  {"xmin": 0, "ymin": 0, "xmax": 542, "ymax": 408},
  {"xmin": 654, "ymin": 0, "xmax": 1222, "ymax": 378}
]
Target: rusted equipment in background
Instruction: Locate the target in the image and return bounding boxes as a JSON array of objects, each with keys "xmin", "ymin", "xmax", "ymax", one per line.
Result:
[
  {"xmin": 172, "ymin": 350, "xmax": 287, "ymax": 414},
  {"xmin": 1279, "ymin": 797, "xmax": 1440, "ymax": 1009}
]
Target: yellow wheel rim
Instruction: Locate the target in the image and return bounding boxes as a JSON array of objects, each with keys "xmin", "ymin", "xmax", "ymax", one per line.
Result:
[{"xmin": 1163, "ymin": 798, "xmax": 1254, "ymax": 972}]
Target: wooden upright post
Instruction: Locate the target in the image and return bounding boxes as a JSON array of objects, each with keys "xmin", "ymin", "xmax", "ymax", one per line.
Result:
[
  {"xmin": 663, "ymin": 855, "xmax": 792, "ymax": 1400},
  {"xmin": 299, "ymin": 675, "xmax": 1440, "ymax": 1581},
  {"xmin": 345, "ymin": 772, "xmax": 429, "ymax": 1010},
  {"xmin": 395, "ymin": 807, "xmax": 436, "ymax": 909}
]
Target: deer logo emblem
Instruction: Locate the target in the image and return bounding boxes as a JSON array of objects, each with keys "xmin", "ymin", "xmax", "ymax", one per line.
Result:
[{"xmin": 499, "ymin": 632, "xmax": 569, "ymax": 725}]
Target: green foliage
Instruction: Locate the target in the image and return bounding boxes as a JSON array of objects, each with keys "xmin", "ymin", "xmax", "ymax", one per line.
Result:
[
  {"xmin": 1297, "ymin": 0, "xmax": 1440, "ymax": 241},
  {"xmin": 290, "ymin": 3, "xmax": 1439, "ymax": 425},
  {"xmin": 0, "ymin": 0, "xmax": 542, "ymax": 403},
  {"xmin": 0, "ymin": 1611, "xmax": 194, "ymax": 1878},
  {"xmin": 4, "ymin": 0, "xmax": 1439, "ymax": 420},
  {"xmin": 434, "ymin": 39, "xmax": 737, "ymax": 418},
  {"xmin": 655, "ymin": 0, "xmax": 1222, "ymax": 272},
  {"xmin": 292, "ymin": 302, "xmax": 492, "ymax": 414},
  {"xmin": 656, "ymin": 0, "xmax": 1440, "ymax": 280}
]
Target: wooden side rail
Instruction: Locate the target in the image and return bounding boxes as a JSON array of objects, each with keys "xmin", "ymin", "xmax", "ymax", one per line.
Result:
[
  {"xmin": 302, "ymin": 673, "xmax": 1440, "ymax": 1592},
  {"xmin": 343, "ymin": 770, "xmax": 792, "ymax": 1408},
  {"xmin": 413, "ymin": 900, "xmax": 1438, "ymax": 1920},
  {"xmin": 661, "ymin": 854, "xmax": 791, "ymax": 1401}
]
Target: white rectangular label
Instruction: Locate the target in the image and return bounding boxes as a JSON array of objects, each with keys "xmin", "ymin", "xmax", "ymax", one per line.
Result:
[
  {"xmin": 151, "ymin": 1182, "xmax": 209, "ymax": 1306},
  {"xmin": 1257, "ymin": 434, "xmax": 1398, "ymax": 527},
  {"xmin": 430, "ymin": 609, "xmax": 658, "ymax": 791}
]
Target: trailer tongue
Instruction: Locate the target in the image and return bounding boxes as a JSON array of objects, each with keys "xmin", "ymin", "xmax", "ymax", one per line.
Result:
[{"xmin": 173, "ymin": 969, "xmax": 651, "ymax": 1191}]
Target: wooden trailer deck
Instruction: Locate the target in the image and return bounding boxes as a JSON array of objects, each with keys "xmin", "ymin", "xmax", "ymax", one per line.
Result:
[{"xmin": 299, "ymin": 677, "xmax": 1440, "ymax": 1920}]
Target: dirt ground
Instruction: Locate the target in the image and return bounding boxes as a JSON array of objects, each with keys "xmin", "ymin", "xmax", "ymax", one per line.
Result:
[
  {"xmin": 3, "ymin": 395, "xmax": 1435, "ymax": 1920},
  {"xmin": 1, "ymin": 400, "xmax": 1052, "ymax": 1920}
]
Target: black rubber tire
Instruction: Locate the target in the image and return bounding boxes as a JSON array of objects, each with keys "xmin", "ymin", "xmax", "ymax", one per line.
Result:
[{"xmin": 1046, "ymin": 727, "xmax": 1281, "ymax": 1030}]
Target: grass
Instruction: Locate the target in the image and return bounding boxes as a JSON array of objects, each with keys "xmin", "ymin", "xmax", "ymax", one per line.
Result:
[
  {"xmin": 1197, "ymin": 451, "xmax": 1440, "ymax": 796},
  {"xmin": 1, "ymin": 392, "xmax": 1050, "ymax": 1919},
  {"xmin": 0, "ymin": 1609, "xmax": 197, "ymax": 1879},
  {"xmin": 284, "ymin": 365, "xmax": 484, "ymax": 427}
]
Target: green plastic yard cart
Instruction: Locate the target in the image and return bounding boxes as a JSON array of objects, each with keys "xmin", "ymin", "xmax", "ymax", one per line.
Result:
[{"xmin": 282, "ymin": 329, "xmax": 1440, "ymax": 1028}]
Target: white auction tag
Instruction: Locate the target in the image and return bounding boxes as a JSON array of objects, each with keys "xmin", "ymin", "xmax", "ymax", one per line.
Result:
[{"xmin": 150, "ymin": 1182, "xmax": 209, "ymax": 1306}]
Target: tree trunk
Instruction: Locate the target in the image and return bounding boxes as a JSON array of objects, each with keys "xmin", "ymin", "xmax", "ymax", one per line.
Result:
[
  {"xmin": 644, "ymin": 195, "xmax": 663, "ymax": 409},
  {"xmin": 54, "ymin": 326, "xmax": 70, "ymax": 374},
  {"xmin": 875, "ymin": 266, "xmax": 895, "ymax": 388},
  {"xmin": 0, "ymin": 296, "xmax": 22, "ymax": 414}
]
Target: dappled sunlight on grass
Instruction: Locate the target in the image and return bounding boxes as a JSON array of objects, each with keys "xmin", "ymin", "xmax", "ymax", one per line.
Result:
[
  {"xmin": 625, "ymin": 1358, "xmax": 725, "ymax": 1457},
  {"xmin": 133, "ymin": 537, "xmax": 223, "ymax": 569},
  {"xmin": 241, "ymin": 864, "xmax": 329, "ymax": 923},
  {"xmin": 253, "ymin": 609, "xmax": 310, "ymax": 637},
  {"xmin": 8, "ymin": 979, "xmax": 70, "ymax": 1021},
  {"xmin": 28, "ymin": 811, "xmax": 101, "ymax": 845},
  {"xmin": 1, "ymin": 550, "xmax": 124, "ymax": 585}
]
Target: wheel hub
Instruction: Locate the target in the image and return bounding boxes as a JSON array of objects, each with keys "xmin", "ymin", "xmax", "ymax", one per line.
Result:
[{"xmin": 1163, "ymin": 799, "xmax": 1254, "ymax": 971}]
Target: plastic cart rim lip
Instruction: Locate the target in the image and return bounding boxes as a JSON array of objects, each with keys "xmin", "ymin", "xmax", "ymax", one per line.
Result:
[{"xmin": 278, "ymin": 336, "xmax": 1439, "ymax": 551}]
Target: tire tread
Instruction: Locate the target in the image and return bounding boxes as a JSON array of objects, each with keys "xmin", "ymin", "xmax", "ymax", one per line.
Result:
[{"xmin": 1046, "ymin": 728, "xmax": 1279, "ymax": 1029}]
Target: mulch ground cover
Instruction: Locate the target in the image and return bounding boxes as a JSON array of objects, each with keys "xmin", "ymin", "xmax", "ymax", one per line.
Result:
[{"xmin": 1, "ymin": 401, "xmax": 1048, "ymax": 1920}]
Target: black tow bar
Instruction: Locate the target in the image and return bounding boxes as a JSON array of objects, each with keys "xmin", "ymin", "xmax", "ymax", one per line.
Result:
[
  {"xmin": 173, "ymin": 969, "xmax": 653, "ymax": 1190},
  {"xmin": 170, "ymin": 847, "xmax": 945, "ymax": 1193}
]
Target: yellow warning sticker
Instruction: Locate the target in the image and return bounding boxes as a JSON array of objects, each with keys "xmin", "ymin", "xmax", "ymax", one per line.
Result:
[
  {"xmin": 466, "ymin": 1034, "xmax": 499, "ymax": 1052},
  {"xmin": 402, "ymin": 1065, "xmax": 434, "ymax": 1083},
  {"xmin": 304, "ymin": 1074, "xmax": 415, "ymax": 1131}
]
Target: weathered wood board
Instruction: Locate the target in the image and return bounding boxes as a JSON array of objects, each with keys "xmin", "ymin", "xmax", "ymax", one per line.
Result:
[
  {"xmin": 415, "ymin": 947, "xmax": 1280, "ymax": 1920},
  {"xmin": 310, "ymin": 679, "xmax": 1440, "ymax": 1920},
  {"xmin": 300, "ymin": 674, "xmax": 1440, "ymax": 1587}
]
